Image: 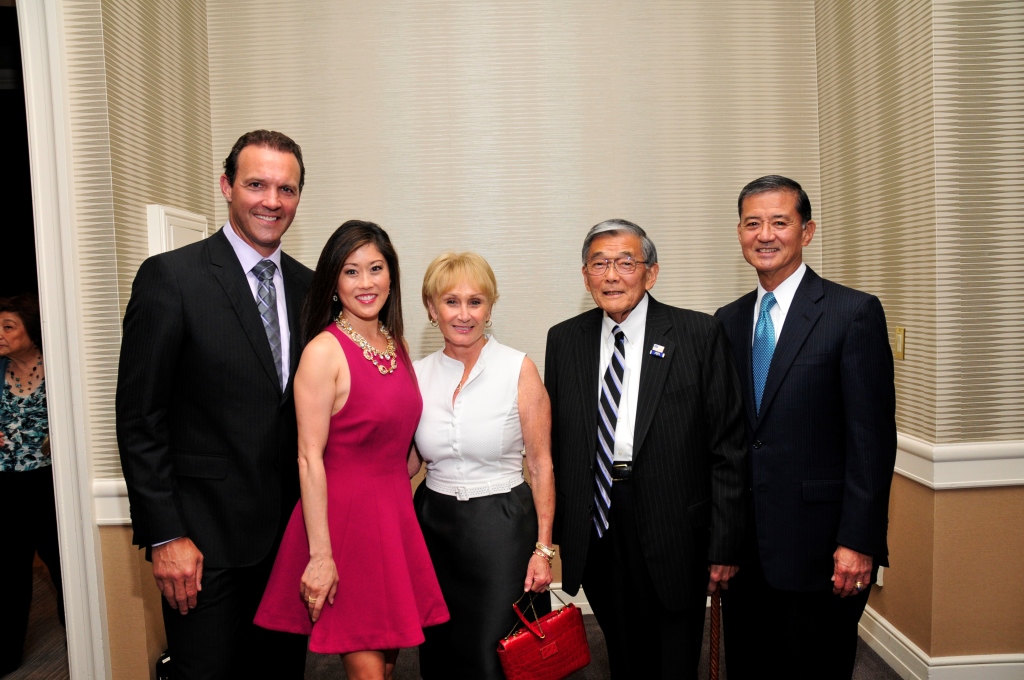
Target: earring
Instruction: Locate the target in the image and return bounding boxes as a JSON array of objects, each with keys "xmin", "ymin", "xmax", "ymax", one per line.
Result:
[
  {"xmin": 485, "ymin": 319, "xmax": 493, "ymax": 328},
  {"xmin": 332, "ymin": 293, "xmax": 338, "ymax": 301},
  {"xmin": 430, "ymin": 318, "xmax": 438, "ymax": 327}
]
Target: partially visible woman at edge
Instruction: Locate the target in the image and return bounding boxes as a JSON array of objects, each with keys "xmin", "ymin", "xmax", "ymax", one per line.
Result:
[
  {"xmin": 409, "ymin": 252, "xmax": 555, "ymax": 679},
  {"xmin": 0, "ymin": 293, "xmax": 65, "ymax": 675},
  {"xmin": 255, "ymin": 221, "xmax": 448, "ymax": 680}
]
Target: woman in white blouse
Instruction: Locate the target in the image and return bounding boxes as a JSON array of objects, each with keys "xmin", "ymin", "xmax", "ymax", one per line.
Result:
[{"xmin": 408, "ymin": 252, "xmax": 555, "ymax": 679}]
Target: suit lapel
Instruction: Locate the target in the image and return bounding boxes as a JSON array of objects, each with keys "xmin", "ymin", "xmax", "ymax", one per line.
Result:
[
  {"xmin": 573, "ymin": 309, "xmax": 603, "ymax": 458},
  {"xmin": 280, "ymin": 253, "xmax": 307, "ymax": 399},
  {"xmin": 757, "ymin": 268, "xmax": 823, "ymax": 424},
  {"xmin": 732, "ymin": 292, "xmax": 758, "ymax": 429},
  {"xmin": 633, "ymin": 297, "xmax": 672, "ymax": 456},
  {"xmin": 207, "ymin": 229, "xmax": 282, "ymax": 393}
]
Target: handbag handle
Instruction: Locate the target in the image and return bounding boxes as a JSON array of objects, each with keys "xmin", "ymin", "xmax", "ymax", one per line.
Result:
[{"xmin": 505, "ymin": 591, "xmax": 548, "ymax": 640}]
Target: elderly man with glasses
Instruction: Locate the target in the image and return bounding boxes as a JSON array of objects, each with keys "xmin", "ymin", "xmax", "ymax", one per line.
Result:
[{"xmin": 544, "ymin": 219, "xmax": 748, "ymax": 679}]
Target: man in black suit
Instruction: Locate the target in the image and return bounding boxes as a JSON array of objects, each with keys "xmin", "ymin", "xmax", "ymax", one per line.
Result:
[
  {"xmin": 545, "ymin": 219, "xmax": 747, "ymax": 678},
  {"xmin": 116, "ymin": 130, "xmax": 313, "ymax": 679},
  {"xmin": 715, "ymin": 176, "xmax": 897, "ymax": 679}
]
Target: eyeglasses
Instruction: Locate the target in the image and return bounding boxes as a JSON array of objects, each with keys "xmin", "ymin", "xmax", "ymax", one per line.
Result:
[{"xmin": 585, "ymin": 258, "xmax": 647, "ymax": 276}]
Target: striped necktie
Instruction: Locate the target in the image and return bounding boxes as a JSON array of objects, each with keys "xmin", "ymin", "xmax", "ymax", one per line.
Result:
[
  {"xmin": 594, "ymin": 326, "xmax": 626, "ymax": 538},
  {"xmin": 252, "ymin": 259, "xmax": 283, "ymax": 389},
  {"xmin": 752, "ymin": 292, "xmax": 777, "ymax": 415}
]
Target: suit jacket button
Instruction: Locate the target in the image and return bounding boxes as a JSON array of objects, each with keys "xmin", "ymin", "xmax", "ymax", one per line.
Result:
[{"xmin": 752, "ymin": 440, "xmax": 762, "ymax": 449}]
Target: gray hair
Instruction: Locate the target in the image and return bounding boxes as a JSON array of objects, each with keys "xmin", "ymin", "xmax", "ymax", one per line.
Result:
[
  {"xmin": 581, "ymin": 219, "xmax": 658, "ymax": 266},
  {"xmin": 737, "ymin": 175, "xmax": 812, "ymax": 225}
]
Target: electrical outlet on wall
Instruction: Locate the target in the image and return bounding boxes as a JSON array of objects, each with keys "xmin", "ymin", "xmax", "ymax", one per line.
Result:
[{"xmin": 893, "ymin": 328, "xmax": 905, "ymax": 360}]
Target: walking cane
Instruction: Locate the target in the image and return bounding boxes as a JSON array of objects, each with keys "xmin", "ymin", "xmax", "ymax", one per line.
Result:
[{"xmin": 709, "ymin": 588, "xmax": 721, "ymax": 680}]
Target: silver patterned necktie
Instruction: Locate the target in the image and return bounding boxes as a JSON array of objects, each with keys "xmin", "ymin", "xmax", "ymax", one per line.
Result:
[
  {"xmin": 594, "ymin": 326, "xmax": 626, "ymax": 538},
  {"xmin": 752, "ymin": 292, "xmax": 777, "ymax": 415},
  {"xmin": 252, "ymin": 259, "xmax": 283, "ymax": 389}
]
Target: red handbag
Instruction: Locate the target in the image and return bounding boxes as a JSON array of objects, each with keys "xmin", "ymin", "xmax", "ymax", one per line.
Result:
[{"xmin": 496, "ymin": 591, "xmax": 591, "ymax": 680}]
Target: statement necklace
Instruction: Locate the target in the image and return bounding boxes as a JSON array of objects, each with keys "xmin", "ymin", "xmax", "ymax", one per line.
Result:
[
  {"xmin": 8, "ymin": 356, "xmax": 43, "ymax": 395},
  {"xmin": 336, "ymin": 313, "xmax": 397, "ymax": 375}
]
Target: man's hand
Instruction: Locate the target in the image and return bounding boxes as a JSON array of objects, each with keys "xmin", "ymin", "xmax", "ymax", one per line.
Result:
[
  {"xmin": 707, "ymin": 564, "xmax": 739, "ymax": 595},
  {"xmin": 152, "ymin": 537, "xmax": 204, "ymax": 614},
  {"xmin": 831, "ymin": 546, "xmax": 872, "ymax": 597}
]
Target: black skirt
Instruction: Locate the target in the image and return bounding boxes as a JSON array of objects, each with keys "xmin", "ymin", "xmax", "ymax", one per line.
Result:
[{"xmin": 414, "ymin": 482, "xmax": 551, "ymax": 680}]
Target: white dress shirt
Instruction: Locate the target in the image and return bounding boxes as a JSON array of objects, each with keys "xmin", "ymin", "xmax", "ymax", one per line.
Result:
[
  {"xmin": 223, "ymin": 222, "xmax": 291, "ymax": 388},
  {"xmin": 753, "ymin": 263, "xmax": 807, "ymax": 343},
  {"xmin": 413, "ymin": 337, "xmax": 527, "ymax": 496},
  {"xmin": 598, "ymin": 293, "xmax": 649, "ymax": 462}
]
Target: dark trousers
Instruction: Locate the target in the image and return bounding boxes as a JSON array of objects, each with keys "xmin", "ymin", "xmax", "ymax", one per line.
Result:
[
  {"xmin": 161, "ymin": 548, "xmax": 307, "ymax": 680},
  {"xmin": 581, "ymin": 480, "xmax": 707, "ymax": 680},
  {"xmin": 722, "ymin": 545, "xmax": 870, "ymax": 680},
  {"xmin": 0, "ymin": 466, "xmax": 65, "ymax": 675}
]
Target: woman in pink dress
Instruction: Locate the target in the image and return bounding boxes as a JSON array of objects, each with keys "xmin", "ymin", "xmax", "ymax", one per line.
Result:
[{"xmin": 255, "ymin": 220, "xmax": 448, "ymax": 679}]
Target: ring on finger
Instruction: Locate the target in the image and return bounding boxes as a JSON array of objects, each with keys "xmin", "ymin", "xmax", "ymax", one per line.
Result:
[
  {"xmin": 308, "ymin": 595, "xmax": 318, "ymax": 603},
  {"xmin": 854, "ymin": 581, "xmax": 865, "ymax": 591}
]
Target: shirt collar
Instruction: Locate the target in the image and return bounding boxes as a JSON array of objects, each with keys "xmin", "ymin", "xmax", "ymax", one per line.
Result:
[
  {"xmin": 757, "ymin": 262, "xmax": 806, "ymax": 316},
  {"xmin": 602, "ymin": 293, "xmax": 649, "ymax": 345},
  {"xmin": 222, "ymin": 221, "xmax": 283, "ymax": 275}
]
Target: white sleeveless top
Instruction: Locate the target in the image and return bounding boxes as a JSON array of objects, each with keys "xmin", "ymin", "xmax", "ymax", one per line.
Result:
[{"xmin": 413, "ymin": 336, "xmax": 526, "ymax": 498}]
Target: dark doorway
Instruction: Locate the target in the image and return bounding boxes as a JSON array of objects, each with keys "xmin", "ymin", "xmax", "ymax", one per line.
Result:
[{"xmin": 1, "ymin": 3, "xmax": 38, "ymax": 298}]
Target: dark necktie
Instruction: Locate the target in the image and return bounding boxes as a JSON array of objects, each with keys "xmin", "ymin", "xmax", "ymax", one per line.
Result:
[
  {"xmin": 594, "ymin": 326, "xmax": 626, "ymax": 538},
  {"xmin": 752, "ymin": 292, "xmax": 777, "ymax": 415},
  {"xmin": 252, "ymin": 259, "xmax": 283, "ymax": 389}
]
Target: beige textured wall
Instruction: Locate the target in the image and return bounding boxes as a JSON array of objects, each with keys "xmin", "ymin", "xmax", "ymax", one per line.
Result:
[
  {"xmin": 100, "ymin": 526, "xmax": 166, "ymax": 680},
  {"xmin": 63, "ymin": 0, "xmax": 215, "ymax": 480},
  {"xmin": 815, "ymin": 0, "xmax": 939, "ymax": 442},
  {"xmin": 815, "ymin": 0, "xmax": 1024, "ymax": 659},
  {"xmin": 207, "ymin": 0, "xmax": 823, "ymax": 372}
]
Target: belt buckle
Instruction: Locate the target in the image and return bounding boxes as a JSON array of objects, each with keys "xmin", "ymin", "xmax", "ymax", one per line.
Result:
[{"xmin": 455, "ymin": 486, "xmax": 469, "ymax": 501}]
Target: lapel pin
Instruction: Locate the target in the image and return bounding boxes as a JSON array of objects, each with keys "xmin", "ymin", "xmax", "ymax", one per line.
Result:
[{"xmin": 650, "ymin": 343, "xmax": 665, "ymax": 358}]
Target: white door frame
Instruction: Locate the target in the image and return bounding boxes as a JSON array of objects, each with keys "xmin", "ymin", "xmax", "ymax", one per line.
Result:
[{"xmin": 18, "ymin": 0, "xmax": 110, "ymax": 677}]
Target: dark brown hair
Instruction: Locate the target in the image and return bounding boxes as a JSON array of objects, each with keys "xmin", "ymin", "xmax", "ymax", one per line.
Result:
[
  {"xmin": 302, "ymin": 220, "xmax": 407, "ymax": 359},
  {"xmin": 222, "ymin": 129, "xmax": 306, "ymax": 191},
  {"xmin": 0, "ymin": 293, "xmax": 42, "ymax": 350}
]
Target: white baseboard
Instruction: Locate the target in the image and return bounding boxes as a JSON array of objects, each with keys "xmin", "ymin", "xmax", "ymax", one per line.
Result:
[
  {"xmin": 859, "ymin": 605, "xmax": 1024, "ymax": 679},
  {"xmin": 549, "ymin": 583, "xmax": 592, "ymax": 615}
]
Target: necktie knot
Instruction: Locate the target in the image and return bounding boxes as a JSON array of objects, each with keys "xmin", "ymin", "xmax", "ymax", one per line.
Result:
[
  {"xmin": 760, "ymin": 291, "xmax": 777, "ymax": 317},
  {"xmin": 253, "ymin": 259, "xmax": 277, "ymax": 281}
]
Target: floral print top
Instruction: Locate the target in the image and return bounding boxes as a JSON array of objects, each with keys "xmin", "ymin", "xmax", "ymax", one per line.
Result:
[{"xmin": 0, "ymin": 358, "xmax": 50, "ymax": 472}]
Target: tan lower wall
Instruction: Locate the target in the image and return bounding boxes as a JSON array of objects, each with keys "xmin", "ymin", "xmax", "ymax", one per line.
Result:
[
  {"xmin": 869, "ymin": 476, "xmax": 1024, "ymax": 658},
  {"xmin": 931, "ymin": 485, "xmax": 1024, "ymax": 656},
  {"xmin": 870, "ymin": 475, "xmax": 935, "ymax": 653},
  {"xmin": 99, "ymin": 526, "xmax": 165, "ymax": 680}
]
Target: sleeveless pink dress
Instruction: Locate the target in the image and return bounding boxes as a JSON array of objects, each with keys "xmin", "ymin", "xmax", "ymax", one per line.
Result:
[{"xmin": 255, "ymin": 324, "xmax": 449, "ymax": 654}]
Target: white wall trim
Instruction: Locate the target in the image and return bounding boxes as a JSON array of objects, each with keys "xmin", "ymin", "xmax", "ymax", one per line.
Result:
[
  {"xmin": 94, "ymin": 479, "xmax": 131, "ymax": 526},
  {"xmin": 895, "ymin": 433, "xmax": 1024, "ymax": 489},
  {"xmin": 859, "ymin": 606, "xmax": 1024, "ymax": 680},
  {"xmin": 19, "ymin": 0, "xmax": 111, "ymax": 677}
]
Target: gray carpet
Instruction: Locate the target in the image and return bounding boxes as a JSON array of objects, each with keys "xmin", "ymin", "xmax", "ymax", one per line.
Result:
[
  {"xmin": 3, "ymin": 560, "xmax": 69, "ymax": 680},
  {"xmin": 305, "ymin": 607, "xmax": 902, "ymax": 679}
]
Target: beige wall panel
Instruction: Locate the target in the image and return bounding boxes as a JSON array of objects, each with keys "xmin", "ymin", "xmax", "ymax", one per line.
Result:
[
  {"xmin": 207, "ymin": 0, "xmax": 822, "ymax": 370},
  {"xmin": 869, "ymin": 475, "xmax": 935, "ymax": 654},
  {"xmin": 815, "ymin": 0, "xmax": 938, "ymax": 443},
  {"xmin": 61, "ymin": 0, "xmax": 122, "ymax": 479},
  {"xmin": 72, "ymin": 0, "xmax": 215, "ymax": 479},
  {"xmin": 931, "ymin": 486, "xmax": 1024, "ymax": 656},
  {"xmin": 100, "ymin": 526, "xmax": 156, "ymax": 680},
  {"xmin": 932, "ymin": 0, "xmax": 1024, "ymax": 442}
]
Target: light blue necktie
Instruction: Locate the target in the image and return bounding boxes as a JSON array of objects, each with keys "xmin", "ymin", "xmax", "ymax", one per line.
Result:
[
  {"xmin": 752, "ymin": 292, "xmax": 777, "ymax": 415},
  {"xmin": 252, "ymin": 260, "xmax": 283, "ymax": 389}
]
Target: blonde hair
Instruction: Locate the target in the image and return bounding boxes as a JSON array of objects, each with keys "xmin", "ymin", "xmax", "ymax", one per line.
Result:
[{"xmin": 421, "ymin": 252, "xmax": 500, "ymax": 321}]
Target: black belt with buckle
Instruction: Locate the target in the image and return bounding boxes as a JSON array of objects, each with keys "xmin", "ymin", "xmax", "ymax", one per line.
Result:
[{"xmin": 610, "ymin": 462, "xmax": 633, "ymax": 481}]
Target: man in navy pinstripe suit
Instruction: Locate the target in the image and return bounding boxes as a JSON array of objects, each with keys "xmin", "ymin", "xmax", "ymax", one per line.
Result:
[
  {"xmin": 545, "ymin": 219, "xmax": 748, "ymax": 679},
  {"xmin": 715, "ymin": 176, "xmax": 896, "ymax": 679}
]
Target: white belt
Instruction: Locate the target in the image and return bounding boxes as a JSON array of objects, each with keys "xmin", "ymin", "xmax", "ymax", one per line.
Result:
[{"xmin": 426, "ymin": 472, "xmax": 524, "ymax": 501}]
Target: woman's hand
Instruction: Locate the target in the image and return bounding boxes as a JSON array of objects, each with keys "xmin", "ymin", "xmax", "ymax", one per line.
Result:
[
  {"xmin": 300, "ymin": 554, "xmax": 339, "ymax": 623},
  {"xmin": 524, "ymin": 552, "xmax": 553, "ymax": 593}
]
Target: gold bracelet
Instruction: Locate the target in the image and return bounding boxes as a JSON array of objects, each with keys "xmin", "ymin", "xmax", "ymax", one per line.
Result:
[{"xmin": 534, "ymin": 542, "xmax": 556, "ymax": 560}]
